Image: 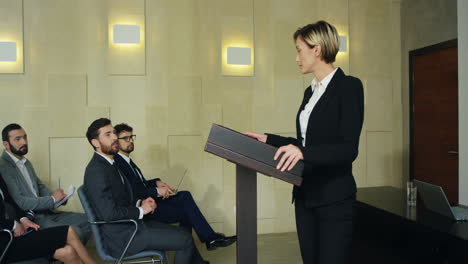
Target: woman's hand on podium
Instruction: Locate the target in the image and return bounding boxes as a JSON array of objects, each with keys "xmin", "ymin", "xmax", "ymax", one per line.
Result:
[
  {"xmin": 243, "ymin": 132, "xmax": 267, "ymax": 143},
  {"xmin": 274, "ymin": 144, "xmax": 304, "ymax": 172}
]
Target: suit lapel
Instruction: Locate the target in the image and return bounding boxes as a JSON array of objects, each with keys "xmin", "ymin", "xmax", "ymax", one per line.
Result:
[
  {"xmin": 1, "ymin": 151, "xmax": 37, "ymax": 197},
  {"xmin": 306, "ymin": 68, "xmax": 344, "ymax": 122}
]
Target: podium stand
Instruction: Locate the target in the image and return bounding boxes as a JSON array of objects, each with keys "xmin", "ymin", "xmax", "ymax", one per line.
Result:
[{"xmin": 205, "ymin": 124, "xmax": 303, "ymax": 264}]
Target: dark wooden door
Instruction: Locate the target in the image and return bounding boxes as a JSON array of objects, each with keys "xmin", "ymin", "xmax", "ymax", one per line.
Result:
[{"xmin": 410, "ymin": 39, "xmax": 458, "ymax": 204}]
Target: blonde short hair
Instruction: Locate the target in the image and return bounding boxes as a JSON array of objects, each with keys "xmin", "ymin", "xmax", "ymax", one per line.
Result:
[{"xmin": 293, "ymin": 20, "xmax": 340, "ymax": 64}]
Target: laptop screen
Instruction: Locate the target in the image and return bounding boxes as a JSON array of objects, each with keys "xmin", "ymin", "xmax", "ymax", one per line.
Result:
[{"xmin": 414, "ymin": 180, "xmax": 455, "ymax": 219}]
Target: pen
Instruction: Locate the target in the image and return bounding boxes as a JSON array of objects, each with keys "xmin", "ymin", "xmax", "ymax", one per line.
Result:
[
  {"xmin": 21, "ymin": 229, "xmax": 34, "ymax": 236},
  {"xmin": 59, "ymin": 178, "xmax": 61, "ymax": 190}
]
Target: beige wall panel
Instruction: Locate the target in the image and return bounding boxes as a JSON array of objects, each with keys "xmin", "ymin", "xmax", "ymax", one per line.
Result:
[
  {"xmin": 273, "ymin": 180, "xmax": 296, "ymax": 233},
  {"xmin": 165, "ymin": 0, "xmax": 200, "ymax": 76},
  {"xmin": 145, "ymin": 0, "xmax": 167, "ymax": 75},
  {"xmin": 110, "ymin": 76, "xmax": 146, "ymax": 104},
  {"xmin": 273, "ymin": 21, "xmax": 300, "ymax": 78},
  {"xmin": 22, "ymin": 1, "xmax": 51, "ymax": 106},
  {"xmin": 353, "ymin": 130, "xmax": 367, "ymax": 187},
  {"xmin": 272, "ymin": 78, "xmax": 303, "ymax": 133},
  {"xmin": 366, "ymin": 131, "xmax": 393, "ymax": 186},
  {"xmin": 349, "ymin": 0, "xmax": 394, "ymax": 79},
  {"xmin": 48, "ymin": 74, "xmax": 87, "ymax": 107},
  {"xmin": 221, "ymin": 16, "xmax": 254, "ymax": 76},
  {"xmin": 143, "ymin": 105, "xmax": 169, "ymax": 178},
  {"xmin": 107, "ymin": 0, "xmax": 146, "ymax": 75},
  {"xmin": 168, "ymin": 136, "xmax": 224, "ymax": 224},
  {"xmin": 0, "ymin": 77, "xmax": 24, "ymax": 128},
  {"xmin": 257, "ymin": 218, "xmax": 275, "ymax": 234},
  {"xmin": 50, "ymin": 137, "xmax": 92, "ymax": 213},
  {"xmin": 109, "ymin": 76, "xmax": 146, "ymax": 138},
  {"xmin": 44, "ymin": 0, "xmax": 87, "ymax": 74},
  {"xmin": 223, "ymin": 103, "xmax": 252, "ymax": 134},
  {"xmin": 85, "ymin": 107, "xmax": 110, "ymax": 126},
  {"xmin": 199, "ymin": 151, "xmax": 224, "ymax": 223},
  {"xmin": 222, "ymin": 160, "xmax": 236, "ymax": 235},
  {"xmin": 0, "ymin": 0, "xmax": 23, "ymax": 74},
  {"xmin": 366, "ymin": 79, "xmax": 393, "ymax": 131},
  {"xmin": 168, "ymin": 77, "xmax": 202, "ymax": 135},
  {"xmin": 110, "ymin": 105, "xmax": 146, "ymax": 136},
  {"xmin": 47, "ymin": 74, "xmax": 88, "ymax": 137},
  {"xmin": 257, "ymin": 175, "xmax": 275, "ymax": 219},
  {"xmin": 82, "ymin": 0, "xmax": 108, "ymax": 108},
  {"xmin": 390, "ymin": 0, "xmax": 403, "ymax": 187},
  {"xmin": 145, "ymin": 73, "xmax": 165, "ymax": 106},
  {"xmin": 15, "ymin": 111, "xmax": 50, "ymax": 195},
  {"xmin": 252, "ymin": 0, "xmax": 274, "ymax": 106},
  {"xmin": 254, "ymin": 78, "xmax": 302, "ymax": 133}
]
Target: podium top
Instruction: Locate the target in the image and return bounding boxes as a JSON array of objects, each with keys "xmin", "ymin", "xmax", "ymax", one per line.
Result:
[{"xmin": 205, "ymin": 124, "xmax": 303, "ymax": 186}]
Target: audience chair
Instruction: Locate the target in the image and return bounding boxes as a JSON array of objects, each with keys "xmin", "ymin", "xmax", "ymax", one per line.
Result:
[{"xmin": 77, "ymin": 186, "xmax": 167, "ymax": 264}]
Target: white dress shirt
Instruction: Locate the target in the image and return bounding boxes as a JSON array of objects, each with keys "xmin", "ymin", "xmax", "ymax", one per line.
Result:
[
  {"xmin": 95, "ymin": 152, "xmax": 144, "ymax": 219},
  {"xmin": 299, "ymin": 68, "xmax": 338, "ymax": 146}
]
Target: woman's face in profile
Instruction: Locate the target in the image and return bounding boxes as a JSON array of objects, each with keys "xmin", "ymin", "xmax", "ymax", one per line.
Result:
[{"xmin": 295, "ymin": 37, "xmax": 318, "ymax": 74}]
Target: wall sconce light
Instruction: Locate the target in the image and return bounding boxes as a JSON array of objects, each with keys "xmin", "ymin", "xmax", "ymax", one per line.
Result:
[
  {"xmin": 227, "ymin": 47, "xmax": 251, "ymax": 65},
  {"xmin": 0, "ymin": 42, "xmax": 17, "ymax": 61},
  {"xmin": 339, "ymin": 36, "xmax": 347, "ymax": 52},
  {"xmin": 113, "ymin": 24, "xmax": 140, "ymax": 44}
]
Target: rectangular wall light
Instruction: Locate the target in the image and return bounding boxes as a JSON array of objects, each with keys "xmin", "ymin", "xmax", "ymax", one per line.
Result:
[
  {"xmin": 113, "ymin": 24, "xmax": 140, "ymax": 44},
  {"xmin": 227, "ymin": 47, "xmax": 251, "ymax": 65},
  {"xmin": 339, "ymin": 36, "xmax": 347, "ymax": 52},
  {"xmin": 0, "ymin": 42, "xmax": 17, "ymax": 61}
]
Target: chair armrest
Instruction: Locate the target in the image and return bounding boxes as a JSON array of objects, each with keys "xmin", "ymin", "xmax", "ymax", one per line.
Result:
[
  {"xmin": 89, "ymin": 219, "xmax": 138, "ymax": 263},
  {"xmin": 0, "ymin": 229, "xmax": 14, "ymax": 262}
]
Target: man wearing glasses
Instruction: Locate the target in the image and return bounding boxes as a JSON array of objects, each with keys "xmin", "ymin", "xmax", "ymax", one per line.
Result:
[{"xmin": 113, "ymin": 123, "xmax": 236, "ymax": 251}]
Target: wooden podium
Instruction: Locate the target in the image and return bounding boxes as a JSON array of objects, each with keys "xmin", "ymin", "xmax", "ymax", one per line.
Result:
[{"xmin": 204, "ymin": 124, "xmax": 303, "ymax": 264}]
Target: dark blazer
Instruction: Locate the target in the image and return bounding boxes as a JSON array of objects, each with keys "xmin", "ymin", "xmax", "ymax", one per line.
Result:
[
  {"xmin": 0, "ymin": 174, "xmax": 27, "ymax": 249},
  {"xmin": 114, "ymin": 154, "xmax": 159, "ymax": 200},
  {"xmin": 266, "ymin": 68, "xmax": 364, "ymax": 208},
  {"xmin": 83, "ymin": 153, "xmax": 144, "ymax": 255}
]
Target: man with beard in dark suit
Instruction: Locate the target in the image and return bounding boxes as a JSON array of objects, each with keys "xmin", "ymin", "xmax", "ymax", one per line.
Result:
[{"xmin": 83, "ymin": 118, "xmax": 208, "ymax": 264}]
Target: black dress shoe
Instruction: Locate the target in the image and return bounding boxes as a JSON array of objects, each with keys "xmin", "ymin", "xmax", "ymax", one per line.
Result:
[{"xmin": 206, "ymin": 233, "xmax": 237, "ymax": 251}]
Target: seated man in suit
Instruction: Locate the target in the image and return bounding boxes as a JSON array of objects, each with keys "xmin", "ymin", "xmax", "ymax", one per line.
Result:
[
  {"xmin": 113, "ymin": 123, "xmax": 236, "ymax": 251},
  {"xmin": 0, "ymin": 123, "xmax": 91, "ymax": 243},
  {"xmin": 0, "ymin": 172, "xmax": 97, "ymax": 264},
  {"xmin": 83, "ymin": 118, "xmax": 208, "ymax": 264}
]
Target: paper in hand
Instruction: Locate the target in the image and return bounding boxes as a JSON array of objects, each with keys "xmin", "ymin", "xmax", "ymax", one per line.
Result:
[{"xmin": 53, "ymin": 185, "xmax": 75, "ymax": 209}]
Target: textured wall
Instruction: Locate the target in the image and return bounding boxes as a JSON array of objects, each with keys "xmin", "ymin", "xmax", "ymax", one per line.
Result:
[
  {"xmin": 458, "ymin": 0, "xmax": 468, "ymax": 205},
  {"xmin": 0, "ymin": 0, "xmax": 402, "ymax": 235},
  {"xmin": 400, "ymin": 0, "xmax": 457, "ymax": 186}
]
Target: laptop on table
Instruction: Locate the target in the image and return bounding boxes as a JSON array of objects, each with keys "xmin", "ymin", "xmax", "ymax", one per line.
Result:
[{"xmin": 414, "ymin": 180, "xmax": 468, "ymax": 221}]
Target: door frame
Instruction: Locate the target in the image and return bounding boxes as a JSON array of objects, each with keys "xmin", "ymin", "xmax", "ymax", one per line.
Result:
[{"xmin": 409, "ymin": 39, "xmax": 458, "ymax": 180}]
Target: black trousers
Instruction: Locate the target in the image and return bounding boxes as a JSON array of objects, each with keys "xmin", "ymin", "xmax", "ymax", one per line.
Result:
[
  {"xmin": 295, "ymin": 197, "xmax": 354, "ymax": 264},
  {"xmin": 149, "ymin": 191, "xmax": 215, "ymax": 242}
]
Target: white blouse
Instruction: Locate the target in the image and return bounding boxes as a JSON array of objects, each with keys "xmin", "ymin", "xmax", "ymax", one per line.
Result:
[{"xmin": 299, "ymin": 68, "xmax": 338, "ymax": 146}]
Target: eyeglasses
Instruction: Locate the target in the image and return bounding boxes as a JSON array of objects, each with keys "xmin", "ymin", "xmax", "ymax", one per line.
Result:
[{"xmin": 118, "ymin": 135, "xmax": 136, "ymax": 142}]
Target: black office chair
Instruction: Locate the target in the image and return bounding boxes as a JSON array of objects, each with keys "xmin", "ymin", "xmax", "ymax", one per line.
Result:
[{"xmin": 77, "ymin": 186, "xmax": 167, "ymax": 264}]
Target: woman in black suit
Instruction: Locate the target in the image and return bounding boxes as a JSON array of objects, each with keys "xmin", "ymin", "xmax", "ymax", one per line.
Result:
[
  {"xmin": 246, "ymin": 20, "xmax": 364, "ymax": 264},
  {"xmin": 0, "ymin": 175, "xmax": 97, "ymax": 264}
]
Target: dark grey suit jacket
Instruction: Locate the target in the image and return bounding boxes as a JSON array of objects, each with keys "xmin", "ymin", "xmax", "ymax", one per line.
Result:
[{"xmin": 83, "ymin": 152, "xmax": 147, "ymax": 256}]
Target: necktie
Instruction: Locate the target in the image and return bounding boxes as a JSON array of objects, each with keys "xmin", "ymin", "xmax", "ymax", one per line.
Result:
[
  {"xmin": 113, "ymin": 163, "xmax": 125, "ymax": 184},
  {"xmin": 130, "ymin": 160, "xmax": 147, "ymax": 188}
]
